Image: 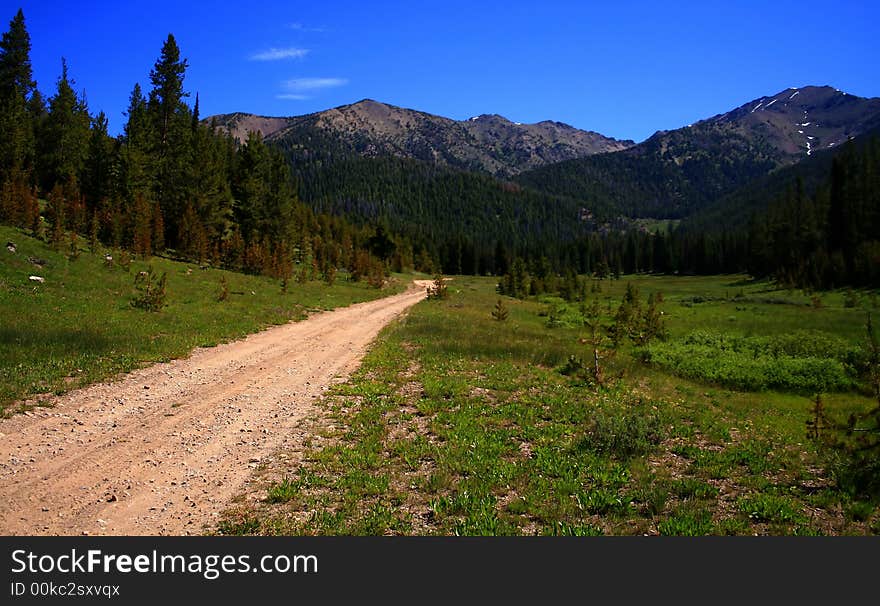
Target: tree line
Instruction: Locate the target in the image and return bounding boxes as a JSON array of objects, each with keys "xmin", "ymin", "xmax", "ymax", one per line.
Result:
[{"xmin": 495, "ymin": 135, "xmax": 879, "ymax": 295}]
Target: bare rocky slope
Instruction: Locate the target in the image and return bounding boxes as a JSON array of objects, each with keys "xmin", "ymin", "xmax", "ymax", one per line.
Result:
[
  {"xmin": 209, "ymin": 99, "xmax": 633, "ymax": 177},
  {"xmin": 699, "ymin": 85, "xmax": 880, "ymax": 158}
]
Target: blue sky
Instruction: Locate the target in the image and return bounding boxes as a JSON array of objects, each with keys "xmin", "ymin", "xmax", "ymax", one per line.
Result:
[{"xmin": 10, "ymin": 0, "xmax": 880, "ymax": 142}]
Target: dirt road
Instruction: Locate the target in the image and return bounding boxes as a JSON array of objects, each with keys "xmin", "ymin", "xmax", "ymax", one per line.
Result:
[{"xmin": 0, "ymin": 281, "xmax": 429, "ymax": 535}]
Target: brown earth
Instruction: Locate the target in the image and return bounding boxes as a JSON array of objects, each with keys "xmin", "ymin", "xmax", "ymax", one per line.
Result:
[{"xmin": 0, "ymin": 281, "xmax": 431, "ymax": 536}]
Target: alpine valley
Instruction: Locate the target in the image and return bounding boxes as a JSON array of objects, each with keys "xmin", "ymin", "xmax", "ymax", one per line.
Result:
[
  {"xmin": 206, "ymin": 85, "xmax": 880, "ymax": 282},
  {"xmin": 4, "ymin": 7, "xmax": 880, "ymax": 543}
]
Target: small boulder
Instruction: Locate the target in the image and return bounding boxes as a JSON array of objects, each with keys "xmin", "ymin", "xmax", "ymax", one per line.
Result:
[
  {"xmin": 6, "ymin": 241, "xmax": 16, "ymax": 253},
  {"xmin": 28, "ymin": 275, "xmax": 45, "ymax": 283}
]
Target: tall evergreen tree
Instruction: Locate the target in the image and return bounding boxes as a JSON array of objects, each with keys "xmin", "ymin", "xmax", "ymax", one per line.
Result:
[
  {"xmin": 39, "ymin": 58, "xmax": 90, "ymax": 191},
  {"xmin": 186, "ymin": 96, "xmax": 234, "ymax": 246},
  {"xmin": 148, "ymin": 34, "xmax": 188, "ymax": 148},
  {"xmin": 0, "ymin": 8, "xmax": 36, "ymax": 181},
  {"xmin": 82, "ymin": 110, "xmax": 114, "ymax": 209},
  {"xmin": 146, "ymin": 34, "xmax": 192, "ymax": 246},
  {"xmin": 232, "ymin": 131, "xmax": 297, "ymax": 246},
  {"xmin": 120, "ymin": 82, "xmax": 152, "ymax": 198}
]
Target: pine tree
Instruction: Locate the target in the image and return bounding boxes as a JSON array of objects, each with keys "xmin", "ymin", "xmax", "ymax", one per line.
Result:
[
  {"xmin": 120, "ymin": 83, "xmax": 152, "ymax": 199},
  {"xmin": 491, "ymin": 298, "xmax": 509, "ymax": 321},
  {"xmin": 426, "ymin": 274, "xmax": 448, "ymax": 299},
  {"xmin": 609, "ymin": 282, "xmax": 642, "ymax": 346},
  {"xmin": 581, "ymin": 298, "xmax": 613, "ymax": 386},
  {"xmin": 39, "ymin": 58, "xmax": 90, "ymax": 191},
  {"xmin": 149, "ymin": 34, "xmax": 188, "ymax": 148},
  {"xmin": 188, "ymin": 107, "xmax": 234, "ymax": 246},
  {"xmin": 0, "ymin": 9, "xmax": 34, "ymax": 99},
  {"xmin": 232, "ymin": 131, "xmax": 297, "ymax": 248},
  {"xmin": 68, "ymin": 230, "xmax": 80, "ymax": 260},
  {"xmin": 62, "ymin": 174, "xmax": 86, "ymax": 233},
  {"xmin": 88, "ymin": 210, "xmax": 99, "ymax": 252},
  {"xmin": 0, "ymin": 9, "xmax": 36, "ymax": 182},
  {"xmin": 498, "ymin": 257, "xmax": 529, "ymax": 299},
  {"xmin": 82, "ymin": 111, "xmax": 114, "ymax": 210},
  {"xmin": 131, "ymin": 266, "xmax": 167, "ymax": 311},
  {"xmin": 493, "ymin": 240, "xmax": 509, "ymax": 275},
  {"xmin": 177, "ymin": 202, "xmax": 208, "ymax": 262},
  {"xmin": 151, "ymin": 201, "xmax": 165, "ymax": 252},
  {"xmin": 635, "ymin": 292, "xmax": 666, "ymax": 346},
  {"xmin": 147, "ymin": 34, "xmax": 193, "ymax": 247}
]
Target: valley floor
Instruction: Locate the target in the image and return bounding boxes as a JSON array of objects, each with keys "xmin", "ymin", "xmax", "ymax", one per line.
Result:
[{"xmin": 218, "ymin": 275, "xmax": 880, "ymax": 536}]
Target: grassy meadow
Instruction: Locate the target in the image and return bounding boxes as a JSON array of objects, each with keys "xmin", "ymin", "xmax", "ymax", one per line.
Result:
[
  {"xmin": 219, "ymin": 273, "xmax": 880, "ymax": 536},
  {"xmin": 0, "ymin": 224, "xmax": 403, "ymax": 414}
]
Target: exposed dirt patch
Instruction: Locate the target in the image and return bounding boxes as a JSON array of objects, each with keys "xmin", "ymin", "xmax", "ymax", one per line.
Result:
[{"xmin": 0, "ymin": 282, "xmax": 430, "ymax": 536}]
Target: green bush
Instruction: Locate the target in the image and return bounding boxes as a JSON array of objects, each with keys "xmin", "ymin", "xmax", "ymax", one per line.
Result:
[
  {"xmin": 638, "ymin": 330, "xmax": 861, "ymax": 393},
  {"xmin": 130, "ymin": 267, "xmax": 167, "ymax": 312},
  {"xmin": 577, "ymin": 404, "xmax": 665, "ymax": 460}
]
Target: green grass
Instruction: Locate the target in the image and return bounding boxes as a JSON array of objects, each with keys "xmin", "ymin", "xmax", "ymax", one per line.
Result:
[
  {"xmin": 217, "ymin": 273, "xmax": 879, "ymax": 536},
  {"xmin": 0, "ymin": 224, "xmax": 404, "ymax": 413}
]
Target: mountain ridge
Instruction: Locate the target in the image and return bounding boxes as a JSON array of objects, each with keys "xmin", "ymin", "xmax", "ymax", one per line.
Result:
[
  {"xmin": 515, "ymin": 85, "xmax": 880, "ymax": 218},
  {"xmin": 208, "ymin": 98, "xmax": 634, "ymax": 177},
  {"xmin": 206, "ymin": 85, "xmax": 880, "ymax": 222}
]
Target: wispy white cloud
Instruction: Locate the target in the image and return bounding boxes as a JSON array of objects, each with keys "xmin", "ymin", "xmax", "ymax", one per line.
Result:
[
  {"xmin": 250, "ymin": 47, "xmax": 309, "ymax": 61},
  {"xmin": 282, "ymin": 77, "xmax": 348, "ymax": 92},
  {"xmin": 276, "ymin": 93, "xmax": 310, "ymax": 101},
  {"xmin": 288, "ymin": 22, "xmax": 327, "ymax": 33}
]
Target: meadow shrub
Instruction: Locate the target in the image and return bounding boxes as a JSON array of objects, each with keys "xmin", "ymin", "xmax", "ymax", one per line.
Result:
[
  {"xmin": 577, "ymin": 401, "xmax": 665, "ymax": 460},
  {"xmin": 130, "ymin": 267, "xmax": 168, "ymax": 312},
  {"xmin": 426, "ymin": 274, "xmax": 449, "ymax": 299},
  {"xmin": 537, "ymin": 298, "xmax": 583, "ymax": 329},
  {"xmin": 490, "ymin": 299, "xmax": 509, "ymax": 321},
  {"xmin": 639, "ymin": 330, "xmax": 861, "ymax": 393}
]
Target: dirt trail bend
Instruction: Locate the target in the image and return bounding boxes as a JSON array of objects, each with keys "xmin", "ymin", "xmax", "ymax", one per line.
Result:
[{"xmin": 0, "ymin": 281, "xmax": 430, "ymax": 535}]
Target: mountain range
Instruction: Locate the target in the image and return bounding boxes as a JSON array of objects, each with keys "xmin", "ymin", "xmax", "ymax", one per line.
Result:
[
  {"xmin": 210, "ymin": 99, "xmax": 633, "ymax": 177},
  {"xmin": 206, "ymin": 85, "xmax": 880, "ymax": 234}
]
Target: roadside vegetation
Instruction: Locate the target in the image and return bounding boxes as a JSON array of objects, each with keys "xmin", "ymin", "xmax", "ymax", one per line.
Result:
[
  {"xmin": 0, "ymin": 224, "xmax": 403, "ymax": 414},
  {"xmin": 219, "ymin": 274, "xmax": 880, "ymax": 536}
]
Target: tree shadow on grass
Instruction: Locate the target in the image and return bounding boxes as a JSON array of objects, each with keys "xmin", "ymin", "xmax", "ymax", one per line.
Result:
[{"xmin": 0, "ymin": 325, "xmax": 111, "ymax": 355}]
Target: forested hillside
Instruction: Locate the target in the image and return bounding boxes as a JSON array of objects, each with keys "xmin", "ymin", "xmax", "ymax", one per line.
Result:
[
  {"xmin": 515, "ymin": 124, "xmax": 779, "ymax": 218},
  {"xmin": 281, "ymin": 153, "xmax": 610, "ymax": 275},
  {"xmin": 0, "ymin": 10, "xmax": 417, "ymax": 285}
]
